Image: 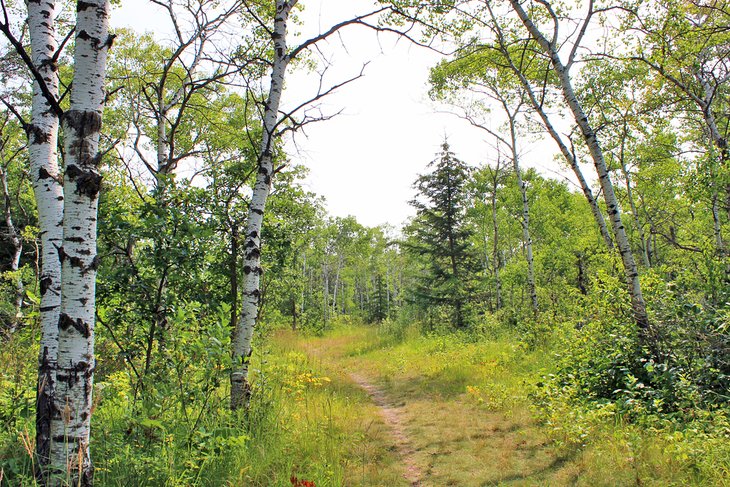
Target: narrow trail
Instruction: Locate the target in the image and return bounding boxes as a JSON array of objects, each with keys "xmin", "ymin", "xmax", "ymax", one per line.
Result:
[
  {"xmin": 292, "ymin": 328, "xmax": 580, "ymax": 486},
  {"xmin": 348, "ymin": 373, "xmax": 423, "ymax": 487}
]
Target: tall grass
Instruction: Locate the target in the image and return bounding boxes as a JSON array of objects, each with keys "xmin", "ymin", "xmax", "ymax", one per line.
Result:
[{"xmin": 1, "ymin": 325, "xmax": 405, "ymax": 486}]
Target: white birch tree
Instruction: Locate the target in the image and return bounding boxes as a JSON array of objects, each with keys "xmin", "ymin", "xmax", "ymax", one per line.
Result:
[
  {"xmin": 230, "ymin": 0, "xmax": 392, "ymax": 409},
  {"xmin": 503, "ymin": 0, "xmax": 651, "ymax": 337},
  {"xmin": 48, "ymin": 1, "xmax": 111, "ymax": 483},
  {"xmin": 0, "ymin": 116, "xmax": 25, "ymax": 331},
  {"xmin": 0, "ymin": 0, "xmax": 65, "ymax": 475}
]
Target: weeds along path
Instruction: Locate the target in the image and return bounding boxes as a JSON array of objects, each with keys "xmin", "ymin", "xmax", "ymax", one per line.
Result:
[
  {"xmin": 348, "ymin": 372, "xmax": 423, "ymax": 486},
  {"xmin": 287, "ymin": 325, "xmax": 582, "ymax": 486}
]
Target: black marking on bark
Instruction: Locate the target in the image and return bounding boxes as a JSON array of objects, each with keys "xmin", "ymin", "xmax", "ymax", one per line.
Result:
[
  {"xmin": 67, "ymin": 254, "xmax": 84, "ymax": 269},
  {"xmin": 58, "ymin": 245, "xmax": 66, "ymax": 262},
  {"xmin": 90, "ymin": 255, "xmax": 99, "ymax": 270},
  {"xmin": 40, "ymin": 276, "xmax": 53, "ymax": 296},
  {"xmin": 40, "ymin": 306, "xmax": 58, "ymax": 312},
  {"xmin": 28, "ymin": 124, "xmax": 51, "ymax": 144},
  {"xmin": 103, "ymin": 34, "xmax": 116, "ymax": 49},
  {"xmin": 73, "ymin": 360, "xmax": 93, "ymax": 374},
  {"xmin": 38, "ymin": 57, "xmax": 58, "ymax": 71},
  {"xmin": 251, "ymin": 208, "xmax": 264, "ymax": 216},
  {"xmin": 66, "ymin": 236, "xmax": 85, "ymax": 243},
  {"xmin": 38, "ymin": 167, "xmax": 53, "ymax": 180},
  {"xmin": 59, "ymin": 312, "xmax": 91, "ymax": 338},
  {"xmin": 245, "ymin": 248, "xmax": 261, "ymax": 260},
  {"xmin": 66, "ymin": 164, "xmax": 102, "ymax": 198},
  {"xmin": 64, "ymin": 109, "xmax": 102, "ymax": 135},
  {"xmin": 35, "ymin": 346, "xmax": 54, "ymax": 481},
  {"xmin": 77, "ymin": 0, "xmax": 94, "ymax": 11},
  {"xmin": 52, "ymin": 434, "xmax": 82, "ymax": 443},
  {"xmin": 77, "ymin": 30, "xmax": 93, "ymax": 42},
  {"xmin": 243, "ymin": 266, "xmax": 253, "ymax": 275}
]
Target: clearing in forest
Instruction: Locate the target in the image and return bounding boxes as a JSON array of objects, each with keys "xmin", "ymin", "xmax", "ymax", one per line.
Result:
[
  {"xmin": 275, "ymin": 325, "xmax": 584, "ymax": 486},
  {"xmin": 273, "ymin": 324, "xmax": 725, "ymax": 486}
]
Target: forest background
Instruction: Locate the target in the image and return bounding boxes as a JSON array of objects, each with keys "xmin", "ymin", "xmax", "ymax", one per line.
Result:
[{"xmin": 0, "ymin": 0, "xmax": 729, "ymax": 485}]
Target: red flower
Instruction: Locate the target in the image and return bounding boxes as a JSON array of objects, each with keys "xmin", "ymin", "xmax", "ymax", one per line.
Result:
[{"xmin": 290, "ymin": 476, "xmax": 316, "ymax": 487}]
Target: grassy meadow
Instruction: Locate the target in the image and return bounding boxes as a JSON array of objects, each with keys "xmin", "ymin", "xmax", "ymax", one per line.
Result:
[{"xmin": 2, "ymin": 321, "xmax": 729, "ymax": 486}]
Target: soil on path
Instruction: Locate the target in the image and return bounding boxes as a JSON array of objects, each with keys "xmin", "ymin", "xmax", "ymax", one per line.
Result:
[
  {"xmin": 348, "ymin": 373, "xmax": 423, "ymax": 487},
  {"xmin": 295, "ymin": 329, "xmax": 580, "ymax": 486}
]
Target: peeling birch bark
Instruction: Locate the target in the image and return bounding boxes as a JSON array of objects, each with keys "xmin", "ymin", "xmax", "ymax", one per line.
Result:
[
  {"xmin": 49, "ymin": 1, "xmax": 111, "ymax": 483},
  {"xmin": 26, "ymin": 0, "xmax": 65, "ymax": 477}
]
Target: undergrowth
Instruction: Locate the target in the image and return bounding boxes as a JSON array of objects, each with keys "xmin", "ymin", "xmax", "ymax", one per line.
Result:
[{"xmin": 0, "ymin": 322, "xmax": 403, "ymax": 486}]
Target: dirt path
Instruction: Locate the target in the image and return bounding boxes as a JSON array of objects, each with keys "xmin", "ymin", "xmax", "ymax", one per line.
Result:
[{"xmin": 349, "ymin": 373, "xmax": 423, "ymax": 487}]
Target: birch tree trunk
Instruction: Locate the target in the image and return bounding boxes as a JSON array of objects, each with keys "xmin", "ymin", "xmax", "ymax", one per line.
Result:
[
  {"xmin": 26, "ymin": 0, "xmax": 65, "ymax": 476},
  {"xmin": 49, "ymin": 1, "xmax": 111, "ymax": 483},
  {"xmin": 485, "ymin": 2, "xmax": 614, "ymax": 251},
  {"xmin": 230, "ymin": 0, "xmax": 295, "ymax": 411},
  {"xmin": 507, "ymin": 112, "xmax": 538, "ymax": 317},
  {"xmin": 617, "ymin": 126, "xmax": 650, "ymax": 267},
  {"xmin": 0, "ymin": 161, "xmax": 23, "ymax": 331},
  {"xmin": 489, "ymin": 163, "xmax": 502, "ymax": 310},
  {"xmin": 508, "ymin": 0, "xmax": 650, "ymax": 336}
]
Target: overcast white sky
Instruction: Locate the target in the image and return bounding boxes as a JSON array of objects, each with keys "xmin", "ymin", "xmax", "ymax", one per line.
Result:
[{"xmin": 111, "ymin": 0, "xmax": 564, "ymax": 228}]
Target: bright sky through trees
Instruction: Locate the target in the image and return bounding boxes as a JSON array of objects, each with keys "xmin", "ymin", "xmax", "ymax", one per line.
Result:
[{"xmin": 111, "ymin": 0, "xmax": 567, "ymax": 227}]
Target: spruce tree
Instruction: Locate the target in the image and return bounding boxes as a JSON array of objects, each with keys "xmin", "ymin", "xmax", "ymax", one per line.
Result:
[{"xmin": 407, "ymin": 142, "xmax": 478, "ymax": 328}]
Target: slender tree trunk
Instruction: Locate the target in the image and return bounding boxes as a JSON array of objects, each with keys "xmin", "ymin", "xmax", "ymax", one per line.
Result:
[
  {"xmin": 708, "ymin": 142, "xmax": 726, "ymax": 255},
  {"xmin": 26, "ymin": 0, "xmax": 65, "ymax": 478},
  {"xmin": 508, "ymin": 114, "xmax": 538, "ymax": 317},
  {"xmin": 487, "ymin": 5, "xmax": 614, "ymax": 251},
  {"xmin": 49, "ymin": 2, "xmax": 111, "ymax": 484},
  {"xmin": 618, "ymin": 130, "xmax": 650, "ymax": 268},
  {"xmin": 698, "ymin": 75, "xmax": 730, "ymax": 220},
  {"xmin": 489, "ymin": 164, "xmax": 502, "ymax": 311},
  {"xmin": 332, "ymin": 255, "xmax": 342, "ymax": 315},
  {"xmin": 323, "ymin": 265, "xmax": 329, "ymax": 323},
  {"xmin": 230, "ymin": 224, "xmax": 239, "ymax": 333},
  {"xmin": 386, "ymin": 264, "xmax": 391, "ymax": 318},
  {"xmin": 230, "ymin": 0, "xmax": 294, "ymax": 411},
  {"xmin": 301, "ymin": 251, "xmax": 306, "ymax": 315},
  {"xmin": 508, "ymin": 0, "xmax": 650, "ymax": 337},
  {"xmin": 515, "ymin": 78, "xmax": 613, "ymax": 250},
  {"xmin": 0, "ymin": 163, "xmax": 23, "ymax": 331},
  {"xmin": 576, "ymin": 251, "xmax": 588, "ymax": 295}
]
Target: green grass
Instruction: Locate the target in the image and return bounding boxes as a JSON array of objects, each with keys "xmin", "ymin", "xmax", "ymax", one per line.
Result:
[
  {"xmin": 2, "ymin": 322, "xmax": 728, "ymax": 486},
  {"xmin": 282, "ymin": 322, "xmax": 730, "ymax": 486}
]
